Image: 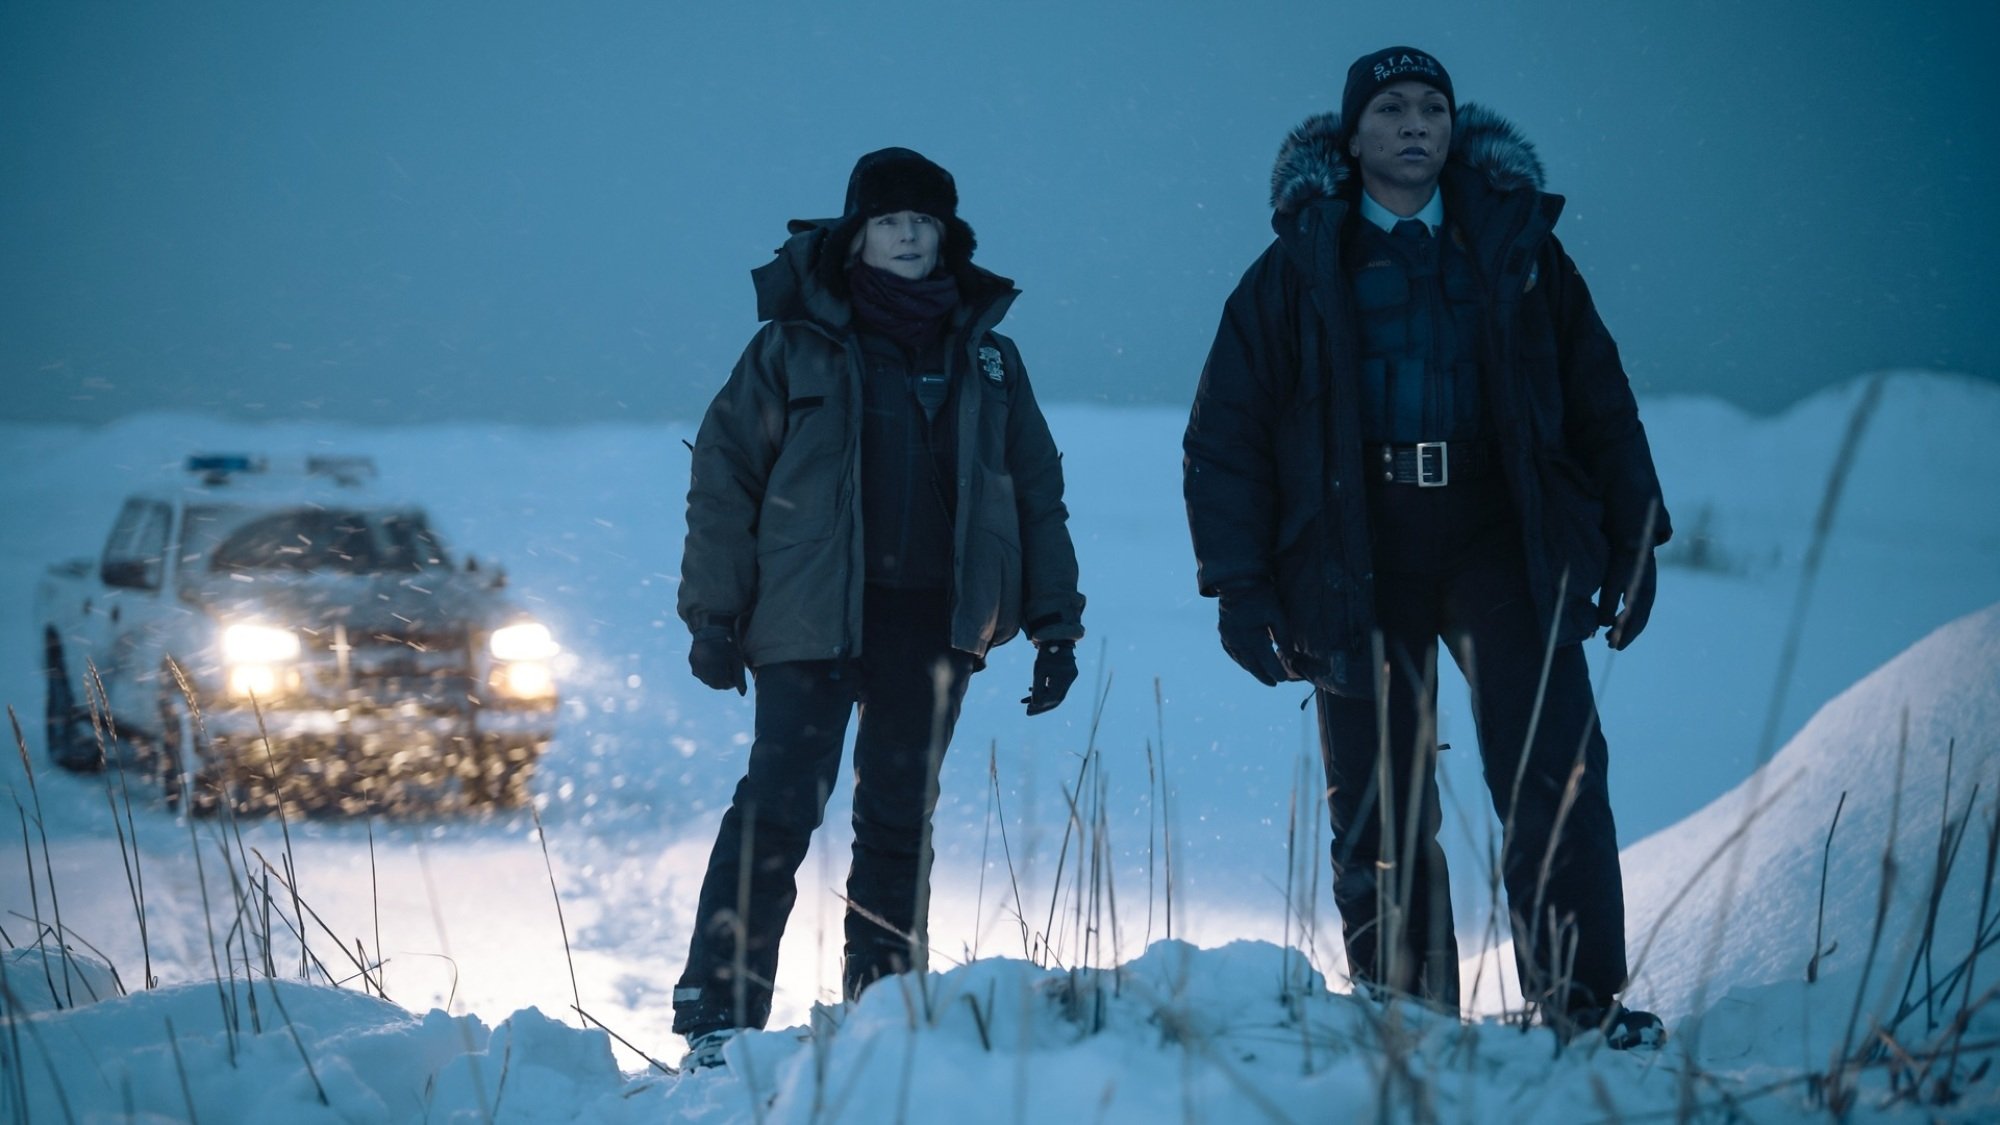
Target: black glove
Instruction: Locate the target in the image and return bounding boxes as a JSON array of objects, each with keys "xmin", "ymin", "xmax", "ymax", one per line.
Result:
[
  {"xmin": 1216, "ymin": 584, "xmax": 1298, "ymax": 686},
  {"xmin": 1596, "ymin": 549, "xmax": 1656, "ymax": 651},
  {"xmin": 1021, "ymin": 640, "xmax": 1078, "ymax": 716},
  {"xmin": 689, "ymin": 622, "xmax": 747, "ymax": 694}
]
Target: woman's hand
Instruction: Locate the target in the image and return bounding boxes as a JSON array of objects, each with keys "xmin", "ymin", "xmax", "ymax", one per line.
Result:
[
  {"xmin": 1022, "ymin": 640, "xmax": 1078, "ymax": 715},
  {"xmin": 689, "ymin": 622, "xmax": 748, "ymax": 694}
]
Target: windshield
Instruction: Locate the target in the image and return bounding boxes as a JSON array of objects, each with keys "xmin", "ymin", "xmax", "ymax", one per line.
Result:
[{"xmin": 188, "ymin": 506, "xmax": 452, "ymax": 575}]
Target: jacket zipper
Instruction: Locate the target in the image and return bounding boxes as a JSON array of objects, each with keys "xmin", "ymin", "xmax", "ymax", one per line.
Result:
[{"xmin": 837, "ymin": 332, "xmax": 866, "ymax": 664}]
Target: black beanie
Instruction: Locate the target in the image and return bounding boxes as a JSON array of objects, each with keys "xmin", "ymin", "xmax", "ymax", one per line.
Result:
[
  {"xmin": 1339, "ymin": 46, "xmax": 1454, "ymax": 148},
  {"xmin": 820, "ymin": 147, "xmax": 978, "ymax": 285}
]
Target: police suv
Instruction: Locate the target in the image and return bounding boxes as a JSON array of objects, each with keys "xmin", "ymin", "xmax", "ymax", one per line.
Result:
[{"xmin": 36, "ymin": 454, "xmax": 560, "ymax": 814}]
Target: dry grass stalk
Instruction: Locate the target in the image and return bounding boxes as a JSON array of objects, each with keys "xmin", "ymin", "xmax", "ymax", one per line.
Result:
[
  {"xmin": 528, "ymin": 802, "xmax": 583, "ymax": 1026},
  {"xmin": 83, "ymin": 661, "xmax": 152, "ymax": 990},
  {"xmin": 164, "ymin": 1015, "xmax": 200, "ymax": 1125},
  {"xmin": 1155, "ymin": 675, "xmax": 1175, "ymax": 946},
  {"xmin": 1806, "ymin": 790, "xmax": 1849, "ymax": 984},
  {"xmin": 8, "ymin": 708, "xmax": 76, "ymax": 1012}
]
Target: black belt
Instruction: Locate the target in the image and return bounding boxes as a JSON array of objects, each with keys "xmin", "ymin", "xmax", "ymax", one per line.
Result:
[{"xmin": 1367, "ymin": 440, "xmax": 1495, "ymax": 487}]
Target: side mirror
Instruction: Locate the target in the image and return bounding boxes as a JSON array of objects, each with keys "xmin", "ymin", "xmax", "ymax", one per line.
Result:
[{"xmin": 465, "ymin": 556, "xmax": 505, "ymax": 589}]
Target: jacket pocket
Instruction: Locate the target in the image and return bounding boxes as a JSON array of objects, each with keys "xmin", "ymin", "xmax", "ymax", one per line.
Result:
[
  {"xmin": 1270, "ymin": 498, "xmax": 1335, "ymax": 655},
  {"xmin": 1536, "ymin": 450, "xmax": 1609, "ymax": 602},
  {"xmin": 759, "ymin": 449, "xmax": 841, "ymax": 547},
  {"xmin": 977, "ymin": 376, "xmax": 1011, "ymax": 443},
  {"xmin": 744, "ymin": 537, "xmax": 842, "ymax": 659},
  {"xmin": 964, "ymin": 467, "xmax": 1023, "ymax": 649},
  {"xmin": 762, "ymin": 370, "xmax": 845, "ymax": 546},
  {"xmin": 782, "ymin": 363, "xmax": 838, "ymax": 439},
  {"xmin": 1274, "ymin": 495, "xmax": 1319, "ymax": 554},
  {"xmin": 974, "ymin": 529, "xmax": 1023, "ymax": 649}
]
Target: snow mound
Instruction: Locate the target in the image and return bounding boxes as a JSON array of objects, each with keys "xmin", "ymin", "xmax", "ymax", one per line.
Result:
[
  {"xmin": 2, "ymin": 949, "xmax": 658, "ymax": 1124},
  {"xmin": 1621, "ymin": 601, "xmax": 2000, "ymax": 1020},
  {"xmin": 13, "ymin": 938, "xmax": 1997, "ymax": 1120},
  {"xmin": 2, "ymin": 945, "xmax": 122, "ymax": 1012},
  {"xmin": 671, "ymin": 941, "xmax": 1685, "ymax": 1124}
]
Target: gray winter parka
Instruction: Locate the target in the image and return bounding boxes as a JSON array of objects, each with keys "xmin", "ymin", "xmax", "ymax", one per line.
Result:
[
  {"xmin": 678, "ymin": 222, "xmax": 1086, "ymax": 667},
  {"xmin": 1184, "ymin": 104, "xmax": 1671, "ymax": 696}
]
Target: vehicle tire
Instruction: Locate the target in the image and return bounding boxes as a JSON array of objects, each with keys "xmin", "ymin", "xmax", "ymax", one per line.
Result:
[{"xmin": 43, "ymin": 640, "xmax": 101, "ymax": 771}]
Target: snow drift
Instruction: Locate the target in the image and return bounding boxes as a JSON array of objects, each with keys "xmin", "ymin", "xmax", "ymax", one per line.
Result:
[
  {"xmin": 1621, "ymin": 601, "xmax": 2000, "ymax": 1020},
  {"xmin": 9, "ymin": 604, "xmax": 1997, "ymax": 1122}
]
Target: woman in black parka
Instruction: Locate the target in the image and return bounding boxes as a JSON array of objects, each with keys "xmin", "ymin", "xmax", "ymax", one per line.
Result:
[{"xmin": 1185, "ymin": 48, "xmax": 1671, "ymax": 1047}]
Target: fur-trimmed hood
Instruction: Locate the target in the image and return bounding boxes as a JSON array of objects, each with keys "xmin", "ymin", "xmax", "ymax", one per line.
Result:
[{"xmin": 1269, "ymin": 102, "xmax": 1546, "ymax": 216}]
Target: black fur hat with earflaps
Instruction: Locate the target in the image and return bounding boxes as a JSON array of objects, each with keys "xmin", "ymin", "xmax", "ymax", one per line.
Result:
[{"xmin": 809, "ymin": 147, "xmax": 978, "ymax": 293}]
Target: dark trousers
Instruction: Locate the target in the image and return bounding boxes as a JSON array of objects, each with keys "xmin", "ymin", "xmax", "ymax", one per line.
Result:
[
  {"xmin": 672, "ymin": 588, "xmax": 975, "ymax": 1035},
  {"xmin": 1317, "ymin": 475, "xmax": 1627, "ymax": 1013}
]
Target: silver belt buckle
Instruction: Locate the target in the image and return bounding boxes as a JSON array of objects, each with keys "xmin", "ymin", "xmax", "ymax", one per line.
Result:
[{"xmin": 1416, "ymin": 441, "xmax": 1449, "ymax": 487}]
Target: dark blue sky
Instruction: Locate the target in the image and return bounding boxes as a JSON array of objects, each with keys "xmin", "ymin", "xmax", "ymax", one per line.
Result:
[{"xmin": 4, "ymin": 0, "xmax": 1993, "ymax": 425}]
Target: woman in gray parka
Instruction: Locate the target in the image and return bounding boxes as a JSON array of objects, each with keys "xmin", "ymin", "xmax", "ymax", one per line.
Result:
[{"xmin": 671, "ymin": 147, "xmax": 1086, "ymax": 1068}]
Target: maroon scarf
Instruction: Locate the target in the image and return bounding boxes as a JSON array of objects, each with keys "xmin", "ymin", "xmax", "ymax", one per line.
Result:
[{"xmin": 848, "ymin": 263, "xmax": 959, "ymax": 352}]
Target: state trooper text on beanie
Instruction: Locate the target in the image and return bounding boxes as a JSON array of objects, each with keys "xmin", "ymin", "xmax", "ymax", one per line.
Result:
[{"xmin": 1339, "ymin": 46, "xmax": 1455, "ymax": 147}]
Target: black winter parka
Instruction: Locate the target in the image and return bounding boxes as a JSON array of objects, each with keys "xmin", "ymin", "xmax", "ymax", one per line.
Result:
[{"xmin": 1184, "ymin": 104, "xmax": 1671, "ymax": 696}]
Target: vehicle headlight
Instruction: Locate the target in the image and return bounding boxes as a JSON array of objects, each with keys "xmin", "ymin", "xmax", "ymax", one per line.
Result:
[
  {"xmin": 490, "ymin": 622, "xmax": 559, "ymax": 662},
  {"xmin": 222, "ymin": 623, "xmax": 301, "ymax": 664},
  {"xmin": 494, "ymin": 661, "xmax": 557, "ymax": 700},
  {"xmin": 228, "ymin": 665, "xmax": 283, "ymax": 700},
  {"xmin": 220, "ymin": 622, "xmax": 301, "ymax": 700}
]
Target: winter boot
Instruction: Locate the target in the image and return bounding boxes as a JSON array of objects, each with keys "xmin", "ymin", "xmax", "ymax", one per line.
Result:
[
  {"xmin": 1553, "ymin": 1003, "xmax": 1666, "ymax": 1050},
  {"xmin": 842, "ymin": 939, "xmax": 912, "ymax": 1002},
  {"xmin": 681, "ymin": 1028, "xmax": 739, "ymax": 1071}
]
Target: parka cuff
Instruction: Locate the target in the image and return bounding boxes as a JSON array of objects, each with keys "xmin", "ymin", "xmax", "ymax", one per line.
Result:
[
  {"xmin": 1027, "ymin": 613, "xmax": 1085, "ymax": 646},
  {"xmin": 1207, "ymin": 576, "xmax": 1276, "ymax": 600}
]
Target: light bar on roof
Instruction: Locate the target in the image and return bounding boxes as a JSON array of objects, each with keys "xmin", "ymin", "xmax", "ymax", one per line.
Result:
[
  {"xmin": 186, "ymin": 454, "xmax": 266, "ymax": 476},
  {"xmin": 182, "ymin": 453, "xmax": 379, "ymax": 486},
  {"xmin": 305, "ymin": 455, "xmax": 377, "ymax": 483}
]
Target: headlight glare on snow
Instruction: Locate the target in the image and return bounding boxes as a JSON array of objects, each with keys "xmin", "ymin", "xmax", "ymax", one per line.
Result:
[{"xmin": 489, "ymin": 622, "xmax": 559, "ymax": 662}]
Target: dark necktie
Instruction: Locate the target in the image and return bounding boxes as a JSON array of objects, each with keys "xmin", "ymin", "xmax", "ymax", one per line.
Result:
[{"xmin": 1392, "ymin": 218, "xmax": 1431, "ymax": 243}]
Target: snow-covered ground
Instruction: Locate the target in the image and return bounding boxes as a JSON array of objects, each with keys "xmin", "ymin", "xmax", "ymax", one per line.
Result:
[{"xmin": 4, "ymin": 371, "xmax": 1998, "ymax": 1121}]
